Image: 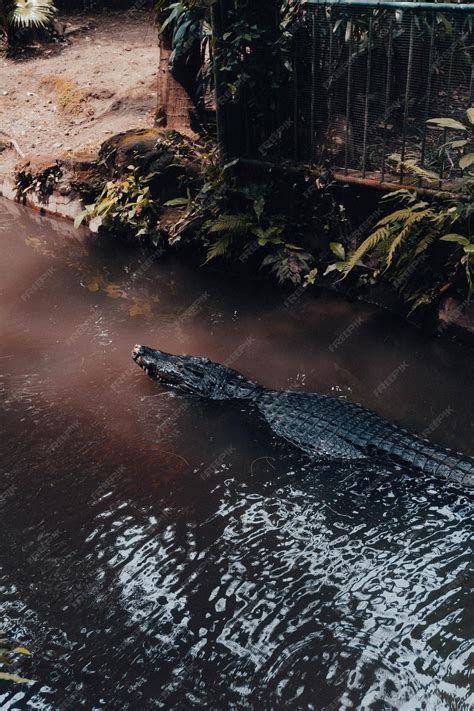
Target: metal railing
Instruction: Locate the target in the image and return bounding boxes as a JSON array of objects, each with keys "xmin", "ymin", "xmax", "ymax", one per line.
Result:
[{"xmin": 229, "ymin": 0, "xmax": 474, "ymax": 192}]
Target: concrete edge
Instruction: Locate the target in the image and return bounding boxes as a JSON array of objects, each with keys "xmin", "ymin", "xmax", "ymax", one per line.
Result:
[{"xmin": 0, "ymin": 174, "xmax": 84, "ymax": 223}]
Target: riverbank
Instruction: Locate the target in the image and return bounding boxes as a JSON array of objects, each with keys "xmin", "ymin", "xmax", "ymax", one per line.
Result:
[{"xmin": 1, "ymin": 9, "xmax": 473, "ymax": 347}]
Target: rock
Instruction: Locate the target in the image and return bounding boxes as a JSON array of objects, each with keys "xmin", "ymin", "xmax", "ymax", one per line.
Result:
[
  {"xmin": 99, "ymin": 128, "xmax": 173, "ymax": 172},
  {"xmin": 97, "ymin": 128, "xmax": 202, "ymax": 204}
]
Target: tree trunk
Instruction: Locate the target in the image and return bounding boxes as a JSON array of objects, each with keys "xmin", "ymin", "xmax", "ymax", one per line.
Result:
[{"xmin": 156, "ymin": 39, "xmax": 197, "ymax": 138}]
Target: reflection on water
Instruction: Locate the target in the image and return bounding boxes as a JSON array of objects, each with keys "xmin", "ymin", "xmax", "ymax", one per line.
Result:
[{"xmin": 0, "ymin": 198, "xmax": 473, "ymax": 709}]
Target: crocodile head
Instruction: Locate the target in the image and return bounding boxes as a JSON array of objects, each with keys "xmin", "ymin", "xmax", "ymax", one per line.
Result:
[{"xmin": 132, "ymin": 345, "xmax": 259, "ymax": 400}]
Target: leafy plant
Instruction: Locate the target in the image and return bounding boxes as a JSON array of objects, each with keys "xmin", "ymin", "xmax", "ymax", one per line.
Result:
[
  {"xmin": 427, "ymin": 107, "xmax": 474, "ymax": 175},
  {"xmin": 15, "ymin": 162, "xmax": 61, "ymax": 203},
  {"xmin": 262, "ymin": 248, "xmax": 314, "ymax": 286},
  {"xmin": 9, "ymin": 0, "xmax": 56, "ymax": 29},
  {"xmin": 75, "ymin": 167, "xmax": 161, "ymax": 244},
  {"xmin": 1, "ymin": 0, "xmax": 56, "ymax": 50},
  {"xmin": 339, "ymin": 183, "xmax": 474, "ymax": 310}
]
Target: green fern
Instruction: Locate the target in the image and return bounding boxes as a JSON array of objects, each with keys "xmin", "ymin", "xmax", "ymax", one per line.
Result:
[
  {"xmin": 384, "ymin": 209, "xmax": 434, "ymax": 269},
  {"xmin": 414, "ymin": 231, "xmax": 437, "ymax": 256},
  {"xmin": 205, "ymin": 235, "xmax": 232, "ymax": 262},
  {"xmin": 341, "ymin": 225, "xmax": 391, "ymax": 278},
  {"xmin": 205, "ymin": 214, "xmax": 250, "ymax": 235},
  {"xmin": 377, "ymin": 208, "xmax": 419, "ymax": 226}
]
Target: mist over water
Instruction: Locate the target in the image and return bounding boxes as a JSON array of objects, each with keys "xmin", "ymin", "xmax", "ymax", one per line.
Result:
[{"xmin": 0, "ymin": 197, "xmax": 472, "ymax": 709}]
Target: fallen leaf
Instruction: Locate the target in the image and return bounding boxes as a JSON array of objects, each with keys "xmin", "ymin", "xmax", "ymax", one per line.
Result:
[
  {"xmin": 85, "ymin": 277, "xmax": 100, "ymax": 292},
  {"xmin": 104, "ymin": 283, "xmax": 124, "ymax": 299},
  {"xmin": 25, "ymin": 237, "xmax": 42, "ymax": 248},
  {"xmin": 13, "ymin": 647, "xmax": 32, "ymax": 656},
  {"xmin": 129, "ymin": 301, "xmax": 152, "ymax": 319}
]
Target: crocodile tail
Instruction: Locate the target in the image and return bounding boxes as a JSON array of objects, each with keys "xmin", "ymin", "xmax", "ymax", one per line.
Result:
[{"xmin": 378, "ymin": 433, "xmax": 474, "ymax": 487}]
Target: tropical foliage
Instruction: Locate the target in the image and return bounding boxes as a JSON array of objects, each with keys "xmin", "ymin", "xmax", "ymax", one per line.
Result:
[
  {"xmin": 9, "ymin": 0, "xmax": 55, "ymax": 28},
  {"xmin": 1, "ymin": 0, "xmax": 56, "ymax": 50},
  {"xmin": 336, "ymin": 107, "xmax": 474, "ymax": 310},
  {"xmin": 72, "ymin": 129, "xmax": 354, "ymax": 286},
  {"xmin": 338, "ymin": 183, "xmax": 473, "ymax": 311},
  {"xmin": 155, "ymin": 0, "xmax": 302, "ymax": 156}
]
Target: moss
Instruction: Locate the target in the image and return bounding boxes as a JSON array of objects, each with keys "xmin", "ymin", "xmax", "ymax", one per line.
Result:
[{"xmin": 40, "ymin": 77, "xmax": 87, "ymax": 115}]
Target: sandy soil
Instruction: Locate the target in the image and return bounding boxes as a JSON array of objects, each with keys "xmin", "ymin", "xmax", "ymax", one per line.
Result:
[{"xmin": 0, "ymin": 10, "xmax": 159, "ymax": 176}]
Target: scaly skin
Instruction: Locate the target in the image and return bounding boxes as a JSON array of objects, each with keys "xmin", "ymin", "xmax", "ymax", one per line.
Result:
[{"xmin": 132, "ymin": 345, "xmax": 474, "ymax": 487}]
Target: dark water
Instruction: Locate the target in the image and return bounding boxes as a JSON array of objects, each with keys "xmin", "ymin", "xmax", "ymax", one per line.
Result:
[{"xmin": 0, "ymin": 197, "xmax": 472, "ymax": 710}]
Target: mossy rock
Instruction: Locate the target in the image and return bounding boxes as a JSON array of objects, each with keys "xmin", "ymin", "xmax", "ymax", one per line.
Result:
[{"xmin": 99, "ymin": 128, "xmax": 197, "ymax": 175}]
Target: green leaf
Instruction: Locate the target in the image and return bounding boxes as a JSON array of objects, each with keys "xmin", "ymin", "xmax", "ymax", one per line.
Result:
[
  {"xmin": 426, "ymin": 118, "xmax": 467, "ymax": 131},
  {"xmin": 164, "ymin": 197, "xmax": 190, "ymax": 207},
  {"xmin": 0, "ymin": 672, "xmax": 35, "ymax": 684},
  {"xmin": 205, "ymin": 235, "xmax": 232, "ymax": 263},
  {"xmin": 329, "ymin": 242, "xmax": 345, "ymax": 260},
  {"xmin": 13, "ymin": 647, "xmax": 32, "ymax": 656},
  {"xmin": 341, "ymin": 231, "xmax": 386, "ymax": 278},
  {"xmin": 466, "ymin": 107, "xmax": 474, "ymax": 125},
  {"xmin": 253, "ymin": 195, "xmax": 265, "ymax": 222},
  {"xmin": 464, "ymin": 245, "xmax": 474, "ymax": 254},
  {"xmin": 74, "ymin": 210, "xmax": 88, "ymax": 229},
  {"xmin": 345, "ymin": 18, "xmax": 352, "ymax": 44},
  {"xmin": 448, "ymin": 139, "xmax": 469, "ymax": 150},
  {"xmin": 440, "ymin": 233, "xmax": 470, "ymax": 246},
  {"xmin": 459, "ymin": 153, "xmax": 474, "ymax": 171},
  {"xmin": 304, "ymin": 267, "xmax": 318, "ymax": 285},
  {"xmin": 205, "ymin": 214, "xmax": 249, "ymax": 234}
]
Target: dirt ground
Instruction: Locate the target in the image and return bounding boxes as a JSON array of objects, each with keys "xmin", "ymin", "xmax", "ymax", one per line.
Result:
[{"xmin": 0, "ymin": 10, "xmax": 159, "ymax": 177}]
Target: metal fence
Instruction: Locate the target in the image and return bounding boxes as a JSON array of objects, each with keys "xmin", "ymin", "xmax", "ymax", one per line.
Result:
[{"xmin": 252, "ymin": 0, "xmax": 474, "ymax": 192}]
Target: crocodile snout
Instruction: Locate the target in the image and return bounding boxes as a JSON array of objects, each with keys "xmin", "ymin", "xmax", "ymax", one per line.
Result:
[{"xmin": 132, "ymin": 344, "xmax": 143, "ymax": 361}]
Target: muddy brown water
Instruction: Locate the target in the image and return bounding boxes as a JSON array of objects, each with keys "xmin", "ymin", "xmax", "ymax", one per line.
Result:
[{"xmin": 0, "ymin": 197, "xmax": 472, "ymax": 710}]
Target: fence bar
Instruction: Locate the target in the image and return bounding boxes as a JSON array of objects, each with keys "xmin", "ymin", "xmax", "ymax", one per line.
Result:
[
  {"xmin": 380, "ymin": 15, "xmax": 394, "ymax": 183},
  {"xmin": 310, "ymin": 12, "xmax": 317, "ymax": 157},
  {"xmin": 306, "ymin": 0, "xmax": 474, "ymax": 12},
  {"xmin": 236, "ymin": 158, "xmax": 458, "ymax": 199},
  {"xmin": 327, "ymin": 7, "xmax": 334, "ymax": 134},
  {"xmin": 420, "ymin": 16, "xmax": 436, "ymax": 173},
  {"xmin": 400, "ymin": 13, "xmax": 415, "ymax": 184},
  {"xmin": 439, "ymin": 20, "xmax": 458, "ymax": 187},
  {"xmin": 344, "ymin": 17, "xmax": 354, "ymax": 175},
  {"xmin": 361, "ymin": 13, "xmax": 374, "ymax": 178},
  {"xmin": 293, "ymin": 44, "xmax": 298, "ymax": 160}
]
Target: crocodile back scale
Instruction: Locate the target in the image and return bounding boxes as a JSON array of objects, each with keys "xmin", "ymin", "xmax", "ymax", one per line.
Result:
[{"xmin": 132, "ymin": 345, "xmax": 474, "ymax": 487}]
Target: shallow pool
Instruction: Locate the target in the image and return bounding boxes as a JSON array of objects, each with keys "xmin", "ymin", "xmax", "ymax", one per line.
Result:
[{"xmin": 0, "ymin": 198, "xmax": 472, "ymax": 709}]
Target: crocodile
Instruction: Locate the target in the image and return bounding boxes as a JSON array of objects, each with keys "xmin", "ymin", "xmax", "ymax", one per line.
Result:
[{"xmin": 132, "ymin": 345, "xmax": 474, "ymax": 487}]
